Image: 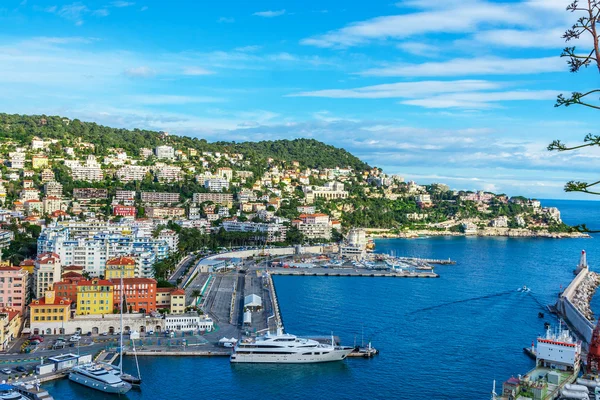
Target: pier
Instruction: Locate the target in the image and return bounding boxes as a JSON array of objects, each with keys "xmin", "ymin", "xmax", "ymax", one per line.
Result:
[
  {"xmin": 554, "ymin": 251, "xmax": 597, "ymax": 344},
  {"xmin": 269, "ymin": 267, "xmax": 439, "ymax": 278}
]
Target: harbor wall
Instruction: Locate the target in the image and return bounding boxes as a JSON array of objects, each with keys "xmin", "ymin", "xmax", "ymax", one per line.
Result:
[
  {"xmin": 557, "ymin": 268, "xmax": 594, "ymax": 344},
  {"xmin": 205, "ymin": 245, "xmax": 325, "ymax": 260}
]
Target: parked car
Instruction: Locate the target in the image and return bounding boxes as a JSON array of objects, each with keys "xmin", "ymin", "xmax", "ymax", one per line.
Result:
[
  {"xmin": 15, "ymin": 366, "xmax": 27, "ymax": 373},
  {"xmin": 69, "ymin": 335, "xmax": 81, "ymax": 342},
  {"xmin": 1, "ymin": 368, "xmax": 12, "ymax": 375},
  {"xmin": 28, "ymin": 335, "xmax": 43, "ymax": 342},
  {"xmin": 29, "ymin": 340, "xmax": 40, "ymax": 345}
]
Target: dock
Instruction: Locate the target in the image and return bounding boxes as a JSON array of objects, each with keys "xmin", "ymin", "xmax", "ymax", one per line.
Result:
[
  {"xmin": 269, "ymin": 267, "xmax": 438, "ymax": 278},
  {"xmin": 396, "ymin": 257, "xmax": 456, "ymax": 265},
  {"xmin": 125, "ymin": 350, "xmax": 230, "ymax": 356}
]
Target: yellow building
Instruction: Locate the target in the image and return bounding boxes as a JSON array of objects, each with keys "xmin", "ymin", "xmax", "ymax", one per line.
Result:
[
  {"xmin": 156, "ymin": 288, "xmax": 186, "ymax": 314},
  {"xmin": 170, "ymin": 289, "xmax": 186, "ymax": 314},
  {"xmin": 29, "ymin": 290, "xmax": 71, "ymax": 327},
  {"xmin": 0, "ymin": 308, "xmax": 22, "ymax": 350},
  {"xmin": 76, "ymin": 279, "xmax": 114, "ymax": 315},
  {"xmin": 105, "ymin": 256, "xmax": 136, "ymax": 279},
  {"xmin": 32, "ymin": 155, "xmax": 49, "ymax": 169}
]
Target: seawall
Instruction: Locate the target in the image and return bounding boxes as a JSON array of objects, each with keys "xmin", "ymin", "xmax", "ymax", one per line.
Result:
[{"xmin": 557, "ymin": 268, "xmax": 595, "ymax": 344}]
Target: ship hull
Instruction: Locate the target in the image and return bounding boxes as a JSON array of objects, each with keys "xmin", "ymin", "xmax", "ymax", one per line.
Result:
[
  {"xmin": 230, "ymin": 348, "xmax": 353, "ymax": 364},
  {"xmin": 68, "ymin": 372, "xmax": 132, "ymax": 394}
]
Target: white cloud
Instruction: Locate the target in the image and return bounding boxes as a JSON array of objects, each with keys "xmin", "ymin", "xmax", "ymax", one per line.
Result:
[
  {"xmin": 359, "ymin": 56, "xmax": 565, "ymax": 77},
  {"xmin": 235, "ymin": 45, "xmax": 262, "ymax": 52},
  {"xmin": 396, "ymin": 42, "xmax": 440, "ymax": 57},
  {"xmin": 472, "ymin": 28, "xmax": 568, "ymax": 48},
  {"xmin": 289, "ymin": 80, "xmax": 501, "ymax": 99},
  {"xmin": 127, "ymin": 95, "xmax": 224, "ymax": 105},
  {"xmin": 93, "ymin": 9, "xmax": 109, "ymax": 17},
  {"xmin": 111, "ymin": 1, "xmax": 135, "ymax": 7},
  {"xmin": 123, "ymin": 66, "xmax": 155, "ymax": 77},
  {"xmin": 253, "ymin": 10, "xmax": 286, "ymax": 18},
  {"xmin": 217, "ymin": 17, "xmax": 234, "ymax": 23},
  {"xmin": 181, "ymin": 67, "xmax": 214, "ymax": 76},
  {"xmin": 301, "ymin": 0, "xmax": 567, "ymax": 48},
  {"xmin": 401, "ymin": 90, "xmax": 561, "ymax": 109}
]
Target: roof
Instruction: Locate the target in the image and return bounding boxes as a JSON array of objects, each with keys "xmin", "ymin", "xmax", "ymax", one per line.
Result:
[
  {"xmin": 106, "ymin": 256, "xmax": 136, "ymax": 266},
  {"xmin": 0, "ymin": 266, "xmax": 23, "ymax": 272},
  {"xmin": 30, "ymin": 297, "xmax": 71, "ymax": 307},
  {"xmin": 78, "ymin": 279, "xmax": 114, "ymax": 287},
  {"xmin": 244, "ymin": 294, "xmax": 262, "ymax": 307},
  {"xmin": 110, "ymin": 278, "xmax": 157, "ymax": 285},
  {"xmin": 156, "ymin": 287, "xmax": 174, "ymax": 293},
  {"xmin": 63, "ymin": 265, "xmax": 84, "ymax": 271},
  {"xmin": 171, "ymin": 289, "xmax": 185, "ymax": 296},
  {"xmin": 19, "ymin": 259, "xmax": 35, "ymax": 266},
  {"xmin": 61, "ymin": 271, "xmax": 83, "ymax": 279}
]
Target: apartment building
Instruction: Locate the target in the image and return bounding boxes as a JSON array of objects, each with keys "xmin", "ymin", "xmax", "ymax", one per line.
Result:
[
  {"xmin": 140, "ymin": 191, "xmax": 180, "ymax": 204},
  {"xmin": 0, "ymin": 267, "xmax": 29, "ymax": 314},
  {"xmin": 193, "ymin": 193, "xmax": 234, "ymax": 207}
]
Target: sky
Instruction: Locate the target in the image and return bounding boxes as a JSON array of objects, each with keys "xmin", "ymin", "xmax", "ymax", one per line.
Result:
[{"xmin": 0, "ymin": 0, "xmax": 599, "ymax": 199}]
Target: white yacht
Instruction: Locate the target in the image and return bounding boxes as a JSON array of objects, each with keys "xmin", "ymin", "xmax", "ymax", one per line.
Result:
[
  {"xmin": 230, "ymin": 328, "xmax": 354, "ymax": 364},
  {"xmin": 68, "ymin": 363, "xmax": 132, "ymax": 394},
  {"xmin": 0, "ymin": 384, "xmax": 26, "ymax": 400}
]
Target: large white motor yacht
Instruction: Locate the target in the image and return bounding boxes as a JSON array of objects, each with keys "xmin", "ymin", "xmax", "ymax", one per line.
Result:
[
  {"xmin": 68, "ymin": 363, "xmax": 132, "ymax": 394},
  {"xmin": 230, "ymin": 328, "xmax": 353, "ymax": 364}
]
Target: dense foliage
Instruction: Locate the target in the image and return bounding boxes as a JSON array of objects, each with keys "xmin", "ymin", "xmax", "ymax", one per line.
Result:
[{"xmin": 0, "ymin": 113, "xmax": 369, "ymax": 172}]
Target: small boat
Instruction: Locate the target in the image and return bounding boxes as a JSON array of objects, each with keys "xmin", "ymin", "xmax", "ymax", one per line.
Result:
[
  {"xmin": 0, "ymin": 384, "xmax": 27, "ymax": 400},
  {"xmin": 538, "ymin": 312, "xmax": 545, "ymax": 318},
  {"xmin": 517, "ymin": 286, "xmax": 531, "ymax": 293}
]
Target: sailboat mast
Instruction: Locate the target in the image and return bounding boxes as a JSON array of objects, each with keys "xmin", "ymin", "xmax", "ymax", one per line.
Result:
[{"xmin": 120, "ymin": 264, "xmax": 124, "ymax": 375}]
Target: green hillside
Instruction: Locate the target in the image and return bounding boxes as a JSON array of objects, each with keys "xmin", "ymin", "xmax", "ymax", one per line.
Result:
[{"xmin": 0, "ymin": 113, "xmax": 370, "ymax": 171}]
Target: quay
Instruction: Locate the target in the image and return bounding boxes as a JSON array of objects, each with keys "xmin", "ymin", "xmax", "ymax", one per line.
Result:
[
  {"xmin": 395, "ymin": 257, "xmax": 456, "ymax": 265},
  {"xmin": 125, "ymin": 350, "xmax": 230, "ymax": 356},
  {"xmin": 269, "ymin": 267, "xmax": 438, "ymax": 278}
]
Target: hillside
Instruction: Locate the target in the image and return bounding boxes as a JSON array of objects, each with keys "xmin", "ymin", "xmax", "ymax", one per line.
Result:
[{"xmin": 0, "ymin": 113, "xmax": 369, "ymax": 171}]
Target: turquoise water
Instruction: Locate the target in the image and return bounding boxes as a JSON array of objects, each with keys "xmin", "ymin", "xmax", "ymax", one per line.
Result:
[{"xmin": 42, "ymin": 199, "xmax": 600, "ymax": 399}]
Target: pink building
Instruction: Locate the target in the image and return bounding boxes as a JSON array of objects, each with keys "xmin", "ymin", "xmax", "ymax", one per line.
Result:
[{"xmin": 0, "ymin": 266, "xmax": 29, "ymax": 314}]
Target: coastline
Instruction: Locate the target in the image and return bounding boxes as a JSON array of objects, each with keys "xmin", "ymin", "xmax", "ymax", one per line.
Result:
[{"xmin": 368, "ymin": 228, "xmax": 591, "ymax": 239}]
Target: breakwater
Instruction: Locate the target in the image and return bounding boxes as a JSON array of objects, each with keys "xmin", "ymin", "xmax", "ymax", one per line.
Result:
[{"xmin": 556, "ymin": 268, "xmax": 596, "ymax": 344}]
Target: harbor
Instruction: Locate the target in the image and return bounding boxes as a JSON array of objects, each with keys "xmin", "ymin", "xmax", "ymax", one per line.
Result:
[{"xmin": 496, "ymin": 250, "xmax": 600, "ymax": 400}]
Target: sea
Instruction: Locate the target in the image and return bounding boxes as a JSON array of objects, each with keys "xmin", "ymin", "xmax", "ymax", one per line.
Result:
[{"xmin": 43, "ymin": 199, "xmax": 600, "ymax": 399}]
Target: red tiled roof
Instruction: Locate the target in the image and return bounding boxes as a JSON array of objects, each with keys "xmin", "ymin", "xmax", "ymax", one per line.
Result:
[
  {"xmin": 110, "ymin": 278, "xmax": 157, "ymax": 285},
  {"xmin": 0, "ymin": 266, "xmax": 23, "ymax": 272},
  {"xmin": 78, "ymin": 279, "xmax": 114, "ymax": 286},
  {"xmin": 61, "ymin": 271, "xmax": 83, "ymax": 279},
  {"xmin": 106, "ymin": 256, "xmax": 136, "ymax": 266},
  {"xmin": 171, "ymin": 289, "xmax": 185, "ymax": 295},
  {"xmin": 30, "ymin": 297, "xmax": 71, "ymax": 307},
  {"xmin": 19, "ymin": 259, "xmax": 35, "ymax": 266},
  {"xmin": 63, "ymin": 265, "xmax": 84, "ymax": 271}
]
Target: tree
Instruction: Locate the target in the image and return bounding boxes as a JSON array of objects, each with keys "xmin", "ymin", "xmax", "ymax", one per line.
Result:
[{"xmin": 548, "ymin": 0, "xmax": 600, "ymax": 195}]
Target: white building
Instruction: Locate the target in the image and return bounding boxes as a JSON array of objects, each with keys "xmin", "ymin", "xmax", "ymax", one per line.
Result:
[
  {"xmin": 34, "ymin": 252, "xmax": 62, "ymax": 299},
  {"xmin": 70, "ymin": 155, "xmax": 103, "ymax": 182},
  {"xmin": 154, "ymin": 145, "xmax": 175, "ymax": 160},
  {"xmin": 165, "ymin": 314, "xmax": 213, "ymax": 332},
  {"xmin": 158, "ymin": 229, "xmax": 179, "ymax": 253},
  {"xmin": 155, "ymin": 166, "xmax": 183, "ymax": 182},
  {"xmin": 44, "ymin": 181, "xmax": 63, "ymax": 198},
  {"xmin": 116, "ymin": 166, "xmax": 149, "ymax": 182},
  {"xmin": 222, "ymin": 220, "xmax": 287, "ymax": 242},
  {"xmin": 204, "ymin": 178, "xmax": 229, "ymax": 192}
]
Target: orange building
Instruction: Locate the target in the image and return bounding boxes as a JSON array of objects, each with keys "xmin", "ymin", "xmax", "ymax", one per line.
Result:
[
  {"xmin": 53, "ymin": 273, "xmax": 83, "ymax": 303},
  {"xmin": 110, "ymin": 278, "xmax": 157, "ymax": 314}
]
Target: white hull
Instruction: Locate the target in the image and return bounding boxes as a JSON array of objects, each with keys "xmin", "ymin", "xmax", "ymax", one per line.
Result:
[
  {"xmin": 231, "ymin": 348, "xmax": 353, "ymax": 364},
  {"xmin": 69, "ymin": 372, "xmax": 132, "ymax": 394}
]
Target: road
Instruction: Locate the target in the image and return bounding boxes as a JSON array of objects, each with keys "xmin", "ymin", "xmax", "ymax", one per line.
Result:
[{"xmin": 168, "ymin": 254, "xmax": 196, "ymax": 284}]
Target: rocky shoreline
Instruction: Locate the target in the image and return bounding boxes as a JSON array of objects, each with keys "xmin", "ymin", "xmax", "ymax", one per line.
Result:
[
  {"xmin": 369, "ymin": 228, "xmax": 591, "ymax": 239},
  {"xmin": 572, "ymin": 271, "xmax": 600, "ymax": 322}
]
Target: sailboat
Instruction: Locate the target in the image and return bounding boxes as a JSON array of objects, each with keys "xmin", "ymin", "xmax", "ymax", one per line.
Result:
[{"xmin": 113, "ymin": 266, "xmax": 142, "ymax": 386}]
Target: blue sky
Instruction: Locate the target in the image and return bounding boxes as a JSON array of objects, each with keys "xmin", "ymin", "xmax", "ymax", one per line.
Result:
[{"xmin": 0, "ymin": 0, "xmax": 598, "ymax": 199}]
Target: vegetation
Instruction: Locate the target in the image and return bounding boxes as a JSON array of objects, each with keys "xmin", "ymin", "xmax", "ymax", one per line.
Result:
[
  {"xmin": 548, "ymin": 0, "xmax": 600, "ymax": 195},
  {"xmin": 0, "ymin": 114, "xmax": 369, "ymax": 172}
]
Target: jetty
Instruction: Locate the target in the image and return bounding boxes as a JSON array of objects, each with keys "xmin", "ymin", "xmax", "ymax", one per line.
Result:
[{"xmin": 269, "ymin": 268, "xmax": 438, "ymax": 278}]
